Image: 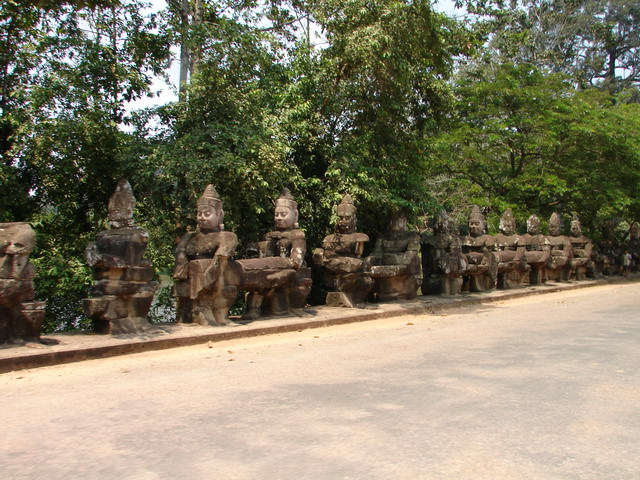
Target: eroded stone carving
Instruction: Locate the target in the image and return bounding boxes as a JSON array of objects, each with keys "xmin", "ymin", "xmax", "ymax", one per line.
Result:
[
  {"xmin": 461, "ymin": 206, "xmax": 497, "ymax": 291},
  {"xmin": 0, "ymin": 222, "xmax": 45, "ymax": 344},
  {"xmin": 521, "ymin": 214, "xmax": 550, "ymax": 284},
  {"xmin": 421, "ymin": 210, "xmax": 466, "ymax": 296},
  {"xmin": 313, "ymin": 194, "xmax": 372, "ymax": 307},
  {"xmin": 545, "ymin": 212, "xmax": 572, "ymax": 282},
  {"xmin": 628, "ymin": 222, "xmax": 640, "ymax": 272},
  {"xmin": 173, "ymin": 185, "xmax": 241, "ymax": 326},
  {"xmin": 84, "ymin": 180, "xmax": 158, "ymax": 334},
  {"xmin": 494, "ymin": 209, "xmax": 529, "ymax": 289},
  {"xmin": 366, "ymin": 213, "xmax": 420, "ymax": 301},
  {"xmin": 568, "ymin": 216, "xmax": 593, "ymax": 280},
  {"xmin": 237, "ymin": 189, "xmax": 312, "ymax": 319}
]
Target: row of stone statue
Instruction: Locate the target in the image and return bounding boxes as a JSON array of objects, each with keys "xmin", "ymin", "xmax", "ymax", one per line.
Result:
[{"xmin": 1, "ymin": 179, "xmax": 638, "ymax": 342}]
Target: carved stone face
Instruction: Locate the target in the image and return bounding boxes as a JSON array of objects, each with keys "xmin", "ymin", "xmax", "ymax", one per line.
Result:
[
  {"xmin": 527, "ymin": 216, "xmax": 540, "ymax": 235},
  {"xmin": 336, "ymin": 212, "xmax": 356, "ymax": 234},
  {"xmin": 109, "ymin": 206, "xmax": 134, "ymax": 229},
  {"xmin": 631, "ymin": 223, "xmax": 639, "ymax": 240},
  {"xmin": 197, "ymin": 205, "xmax": 222, "ymax": 232},
  {"xmin": 570, "ymin": 220, "xmax": 582, "ymax": 236},
  {"xmin": 469, "ymin": 219, "xmax": 484, "ymax": 237},
  {"xmin": 390, "ymin": 215, "xmax": 408, "ymax": 232},
  {"xmin": 0, "ymin": 223, "xmax": 35, "ymax": 278},
  {"xmin": 500, "ymin": 219, "xmax": 515, "ymax": 236},
  {"xmin": 275, "ymin": 206, "xmax": 297, "ymax": 231},
  {"xmin": 548, "ymin": 221, "xmax": 561, "ymax": 236},
  {"xmin": 434, "ymin": 211, "xmax": 449, "ymax": 234}
]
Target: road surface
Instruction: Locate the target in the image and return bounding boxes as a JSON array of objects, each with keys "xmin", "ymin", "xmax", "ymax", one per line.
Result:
[{"xmin": 1, "ymin": 283, "xmax": 639, "ymax": 479}]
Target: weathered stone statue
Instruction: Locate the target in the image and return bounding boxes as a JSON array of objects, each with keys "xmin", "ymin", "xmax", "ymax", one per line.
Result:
[
  {"xmin": 593, "ymin": 220, "xmax": 620, "ymax": 276},
  {"xmin": 545, "ymin": 212, "xmax": 572, "ymax": 282},
  {"xmin": 237, "ymin": 189, "xmax": 312, "ymax": 320},
  {"xmin": 0, "ymin": 222, "xmax": 45, "ymax": 344},
  {"xmin": 84, "ymin": 180, "xmax": 158, "ymax": 334},
  {"xmin": 494, "ymin": 209, "xmax": 529, "ymax": 289},
  {"xmin": 366, "ymin": 213, "xmax": 420, "ymax": 301},
  {"xmin": 461, "ymin": 206, "xmax": 497, "ymax": 292},
  {"xmin": 521, "ymin": 214, "xmax": 550, "ymax": 284},
  {"xmin": 173, "ymin": 185, "xmax": 241, "ymax": 326},
  {"xmin": 421, "ymin": 209, "xmax": 466, "ymax": 296},
  {"xmin": 568, "ymin": 216, "xmax": 593, "ymax": 280},
  {"xmin": 628, "ymin": 222, "xmax": 640, "ymax": 272},
  {"xmin": 313, "ymin": 194, "xmax": 372, "ymax": 307}
]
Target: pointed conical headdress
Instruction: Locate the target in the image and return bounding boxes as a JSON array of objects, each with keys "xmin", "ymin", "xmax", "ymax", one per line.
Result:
[
  {"xmin": 469, "ymin": 205, "xmax": 485, "ymax": 223},
  {"xmin": 108, "ymin": 179, "xmax": 135, "ymax": 224},
  {"xmin": 197, "ymin": 184, "xmax": 222, "ymax": 209},
  {"xmin": 336, "ymin": 194, "xmax": 356, "ymax": 216},
  {"xmin": 499, "ymin": 208, "xmax": 515, "ymax": 232},
  {"xmin": 549, "ymin": 212, "xmax": 562, "ymax": 227},
  {"xmin": 275, "ymin": 188, "xmax": 298, "ymax": 210}
]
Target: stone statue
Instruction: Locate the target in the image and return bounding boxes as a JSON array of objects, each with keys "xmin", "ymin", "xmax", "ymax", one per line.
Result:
[
  {"xmin": 494, "ymin": 209, "xmax": 529, "ymax": 289},
  {"xmin": 421, "ymin": 209, "xmax": 466, "ymax": 296},
  {"xmin": 366, "ymin": 213, "xmax": 420, "ymax": 301},
  {"xmin": 0, "ymin": 222, "xmax": 45, "ymax": 344},
  {"xmin": 568, "ymin": 216, "xmax": 593, "ymax": 280},
  {"xmin": 461, "ymin": 206, "xmax": 497, "ymax": 292},
  {"xmin": 520, "ymin": 214, "xmax": 551, "ymax": 284},
  {"xmin": 237, "ymin": 188, "xmax": 312, "ymax": 320},
  {"xmin": 628, "ymin": 222, "xmax": 640, "ymax": 272},
  {"xmin": 173, "ymin": 185, "xmax": 241, "ymax": 326},
  {"xmin": 593, "ymin": 220, "xmax": 620, "ymax": 276},
  {"xmin": 313, "ymin": 194, "xmax": 372, "ymax": 307},
  {"xmin": 84, "ymin": 180, "xmax": 158, "ymax": 334},
  {"xmin": 545, "ymin": 212, "xmax": 572, "ymax": 282}
]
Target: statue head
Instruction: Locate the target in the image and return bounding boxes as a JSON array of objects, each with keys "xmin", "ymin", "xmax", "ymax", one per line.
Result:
[
  {"xmin": 630, "ymin": 222, "xmax": 639, "ymax": 241},
  {"xmin": 526, "ymin": 214, "xmax": 540, "ymax": 235},
  {"xmin": 468, "ymin": 205, "xmax": 486, "ymax": 237},
  {"xmin": 196, "ymin": 184, "xmax": 224, "ymax": 233},
  {"xmin": 433, "ymin": 209, "xmax": 450, "ymax": 234},
  {"xmin": 0, "ymin": 222, "xmax": 36, "ymax": 279},
  {"xmin": 570, "ymin": 216, "xmax": 582, "ymax": 236},
  {"xmin": 547, "ymin": 212, "xmax": 562, "ymax": 236},
  {"xmin": 274, "ymin": 188, "xmax": 299, "ymax": 231},
  {"xmin": 336, "ymin": 194, "xmax": 357, "ymax": 234},
  {"xmin": 389, "ymin": 213, "xmax": 408, "ymax": 232},
  {"xmin": 499, "ymin": 209, "xmax": 516, "ymax": 236},
  {"xmin": 108, "ymin": 179, "xmax": 136, "ymax": 229}
]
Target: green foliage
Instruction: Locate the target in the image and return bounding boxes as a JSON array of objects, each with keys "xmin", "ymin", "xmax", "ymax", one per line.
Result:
[{"xmin": 429, "ymin": 62, "xmax": 640, "ymax": 235}]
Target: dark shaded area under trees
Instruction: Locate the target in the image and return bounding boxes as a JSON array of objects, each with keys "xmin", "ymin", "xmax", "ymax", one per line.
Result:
[{"xmin": 1, "ymin": 0, "xmax": 639, "ymax": 331}]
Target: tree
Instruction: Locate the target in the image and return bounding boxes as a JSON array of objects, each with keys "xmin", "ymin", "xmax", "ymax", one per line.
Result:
[
  {"xmin": 429, "ymin": 62, "xmax": 640, "ymax": 235},
  {"xmin": 1, "ymin": 0, "xmax": 171, "ymax": 330},
  {"xmin": 477, "ymin": 0, "xmax": 640, "ymax": 91}
]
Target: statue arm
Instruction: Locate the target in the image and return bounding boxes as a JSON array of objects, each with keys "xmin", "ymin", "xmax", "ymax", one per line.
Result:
[
  {"xmin": 215, "ymin": 232, "xmax": 238, "ymax": 258},
  {"xmin": 289, "ymin": 237, "xmax": 306, "ymax": 268},
  {"xmin": 585, "ymin": 240, "xmax": 593, "ymax": 258},
  {"xmin": 173, "ymin": 234, "xmax": 192, "ymax": 280}
]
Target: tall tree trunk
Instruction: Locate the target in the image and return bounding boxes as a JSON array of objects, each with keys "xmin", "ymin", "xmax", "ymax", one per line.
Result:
[
  {"xmin": 178, "ymin": 0, "xmax": 191, "ymax": 102},
  {"xmin": 190, "ymin": 0, "xmax": 202, "ymax": 78}
]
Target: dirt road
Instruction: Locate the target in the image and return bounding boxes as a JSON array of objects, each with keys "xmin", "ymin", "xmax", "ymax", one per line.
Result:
[{"xmin": 2, "ymin": 283, "xmax": 639, "ymax": 479}]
